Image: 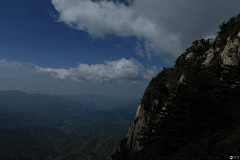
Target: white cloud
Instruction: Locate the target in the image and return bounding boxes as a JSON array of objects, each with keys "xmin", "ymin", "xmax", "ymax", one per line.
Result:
[
  {"xmin": 51, "ymin": 0, "xmax": 240, "ymax": 62},
  {"xmin": 51, "ymin": 0, "xmax": 181, "ymax": 61},
  {"xmin": 0, "ymin": 59, "xmax": 25, "ymax": 69},
  {"xmin": 35, "ymin": 58, "xmax": 158, "ymax": 82},
  {"xmin": 0, "ymin": 59, "xmax": 34, "ymax": 77},
  {"xmin": 135, "ymin": 42, "xmax": 145, "ymax": 58}
]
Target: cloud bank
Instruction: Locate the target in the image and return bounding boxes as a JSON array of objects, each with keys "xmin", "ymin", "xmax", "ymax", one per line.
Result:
[
  {"xmin": 0, "ymin": 59, "xmax": 34, "ymax": 78},
  {"xmin": 51, "ymin": 0, "xmax": 240, "ymax": 62},
  {"xmin": 35, "ymin": 58, "xmax": 158, "ymax": 82}
]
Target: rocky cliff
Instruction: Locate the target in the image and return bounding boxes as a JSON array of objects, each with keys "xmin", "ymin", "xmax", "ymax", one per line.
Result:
[
  {"xmin": 127, "ymin": 68, "xmax": 173, "ymax": 151},
  {"xmin": 126, "ymin": 14, "xmax": 240, "ymax": 152}
]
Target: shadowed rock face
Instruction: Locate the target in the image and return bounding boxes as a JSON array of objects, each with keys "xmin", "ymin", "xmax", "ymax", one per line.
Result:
[
  {"xmin": 126, "ymin": 28, "xmax": 240, "ymax": 151},
  {"xmin": 127, "ymin": 103, "xmax": 150, "ymax": 151},
  {"xmin": 126, "ymin": 72, "xmax": 171, "ymax": 151}
]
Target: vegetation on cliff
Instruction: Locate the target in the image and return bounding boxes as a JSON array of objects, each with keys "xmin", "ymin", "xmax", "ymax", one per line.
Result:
[{"xmin": 110, "ymin": 12, "xmax": 240, "ymax": 160}]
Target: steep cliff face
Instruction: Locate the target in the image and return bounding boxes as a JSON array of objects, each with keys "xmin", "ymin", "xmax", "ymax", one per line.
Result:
[
  {"xmin": 202, "ymin": 32, "xmax": 240, "ymax": 67},
  {"xmin": 127, "ymin": 15, "xmax": 240, "ymax": 151},
  {"xmin": 127, "ymin": 68, "xmax": 177, "ymax": 151},
  {"xmin": 127, "ymin": 103, "xmax": 150, "ymax": 151}
]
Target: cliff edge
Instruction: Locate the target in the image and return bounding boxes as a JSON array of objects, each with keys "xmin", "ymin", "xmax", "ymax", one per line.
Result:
[{"xmin": 127, "ymin": 14, "xmax": 240, "ymax": 152}]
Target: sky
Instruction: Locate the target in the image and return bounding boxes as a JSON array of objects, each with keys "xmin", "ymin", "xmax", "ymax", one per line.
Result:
[{"xmin": 0, "ymin": 0, "xmax": 240, "ymax": 100}]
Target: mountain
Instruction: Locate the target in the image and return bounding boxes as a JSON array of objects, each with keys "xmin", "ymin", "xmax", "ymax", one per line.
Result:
[
  {"xmin": 0, "ymin": 90, "xmax": 138, "ymax": 138},
  {"xmin": 0, "ymin": 126, "xmax": 121, "ymax": 160},
  {"xmin": 0, "ymin": 112, "xmax": 64, "ymax": 129},
  {"xmin": 0, "ymin": 90, "xmax": 141, "ymax": 159},
  {"xmin": 53, "ymin": 93, "xmax": 121, "ymax": 110},
  {"xmin": 111, "ymin": 13, "xmax": 240, "ymax": 159},
  {"xmin": 73, "ymin": 100, "xmax": 139, "ymax": 127},
  {"xmin": 0, "ymin": 140, "xmax": 60, "ymax": 160},
  {"xmin": 59, "ymin": 152, "xmax": 102, "ymax": 160},
  {"xmin": 55, "ymin": 134, "xmax": 121, "ymax": 159},
  {"xmin": 51, "ymin": 93, "xmax": 140, "ymax": 110},
  {"xmin": 67, "ymin": 120, "xmax": 128, "ymax": 138},
  {"xmin": 0, "ymin": 126, "xmax": 66, "ymax": 144},
  {"xmin": 61, "ymin": 93, "xmax": 120, "ymax": 104},
  {"xmin": 0, "ymin": 126, "xmax": 66, "ymax": 160},
  {"xmin": 0, "ymin": 90, "xmax": 139, "ymax": 159},
  {"xmin": 0, "ymin": 90, "xmax": 88, "ymax": 120}
]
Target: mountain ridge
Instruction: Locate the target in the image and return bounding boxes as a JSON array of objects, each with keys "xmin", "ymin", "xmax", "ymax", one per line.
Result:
[{"xmin": 110, "ymin": 12, "xmax": 240, "ymax": 160}]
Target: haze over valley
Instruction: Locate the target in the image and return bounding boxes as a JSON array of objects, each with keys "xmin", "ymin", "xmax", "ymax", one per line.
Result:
[{"xmin": 0, "ymin": 90, "xmax": 139, "ymax": 159}]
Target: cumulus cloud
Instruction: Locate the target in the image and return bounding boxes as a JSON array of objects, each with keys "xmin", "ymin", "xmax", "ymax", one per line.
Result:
[
  {"xmin": 51, "ymin": 0, "xmax": 180, "ymax": 61},
  {"xmin": 51, "ymin": 0, "xmax": 240, "ymax": 62},
  {"xmin": 35, "ymin": 58, "xmax": 158, "ymax": 82}
]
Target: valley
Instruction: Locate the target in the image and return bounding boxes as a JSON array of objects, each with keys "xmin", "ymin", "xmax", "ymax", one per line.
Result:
[{"xmin": 0, "ymin": 90, "xmax": 139, "ymax": 160}]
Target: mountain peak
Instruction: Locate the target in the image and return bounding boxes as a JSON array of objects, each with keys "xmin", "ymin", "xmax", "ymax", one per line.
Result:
[{"xmin": 121, "ymin": 12, "xmax": 240, "ymax": 157}]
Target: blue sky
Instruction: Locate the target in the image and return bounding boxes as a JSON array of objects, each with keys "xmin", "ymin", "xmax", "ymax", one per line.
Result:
[{"xmin": 1, "ymin": 0, "xmax": 240, "ymax": 100}]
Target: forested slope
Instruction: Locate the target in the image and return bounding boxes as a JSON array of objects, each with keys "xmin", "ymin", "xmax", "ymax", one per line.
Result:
[{"xmin": 111, "ymin": 12, "xmax": 240, "ymax": 160}]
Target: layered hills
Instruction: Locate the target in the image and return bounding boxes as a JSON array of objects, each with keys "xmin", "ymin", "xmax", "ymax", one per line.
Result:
[{"xmin": 0, "ymin": 90, "xmax": 139, "ymax": 159}]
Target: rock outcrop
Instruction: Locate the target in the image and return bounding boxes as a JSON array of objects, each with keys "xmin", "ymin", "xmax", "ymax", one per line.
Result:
[
  {"xmin": 220, "ymin": 34, "xmax": 240, "ymax": 66},
  {"xmin": 201, "ymin": 32, "xmax": 240, "ymax": 67},
  {"xmin": 127, "ymin": 103, "xmax": 150, "ymax": 151},
  {"xmin": 126, "ymin": 17, "xmax": 240, "ymax": 151},
  {"xmin": 126, "ymin": 69, "xmax": 173, "ymax": 151}
]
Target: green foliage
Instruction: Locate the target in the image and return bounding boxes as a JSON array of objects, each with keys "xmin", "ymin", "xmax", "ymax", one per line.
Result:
[
  {"xmin": 112, "ymin": 12, "xmax": 240, "ymax": 160},
  {"xmin": 140, "ymin": 67, "xmax": 183, "ymax": 113},
  {"xmin": 218, "ymin": 16, "xmax": 239, "ymax": 38},
  {"xmin": 141, "ymin": 70, "xmax": 169, "ymax": 112},
  {"xmin": 187, "ymin": 39, "xmax": 211, "ymax": 56},
  {"xmin": 112, "ymin": 33, "xmax": 240, "ymax": 160},
  {"xmin": 174, "ymin": 37, "xmax": 211, "ymax": 75},
  {"xmin": 175, "ymin": 52, "xmax": 187, "ymax": 70},
  {"xmin": 214, "ymin": 13, "xmax": 240, "ymax": 49}
]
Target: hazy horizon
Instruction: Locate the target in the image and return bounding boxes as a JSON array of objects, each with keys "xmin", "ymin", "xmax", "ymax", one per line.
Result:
[{"xmin": 0, "ymin": 89, "xmax": 141, "ymax": 101}]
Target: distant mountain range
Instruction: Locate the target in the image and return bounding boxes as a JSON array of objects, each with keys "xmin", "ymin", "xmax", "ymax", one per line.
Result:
[
  {"xmin": 0, "ymin": 90, "xmax": 140, "ymax": 159},
  {"xmin": 0, "ymin": 90, "xmax": 87, "ymax": 117},
  {"xmin": 48, "ymin": 93, "xmax": 138, "ymax": 110},
  {"xmin": 0, "ymin": 90, "xmax": 139, "ymax": 128}
]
